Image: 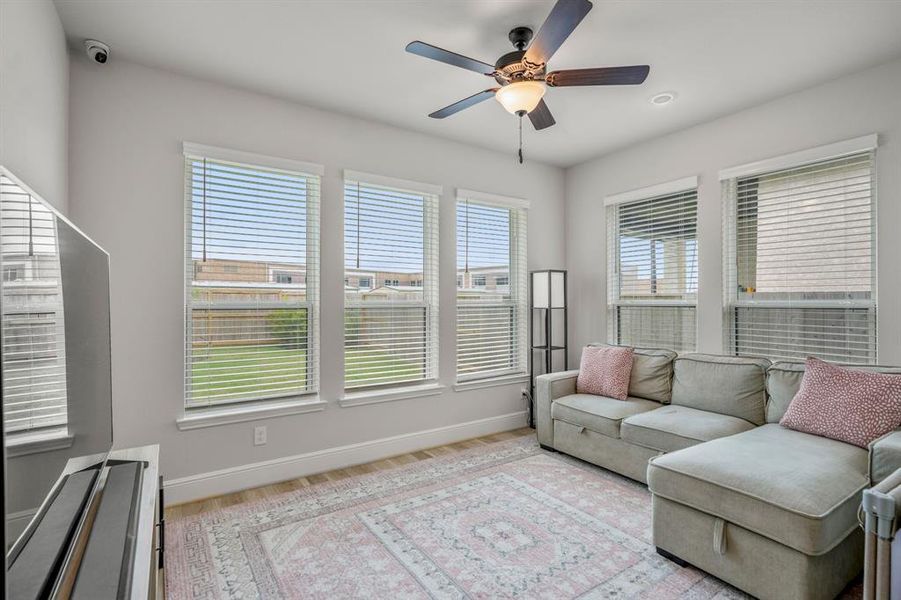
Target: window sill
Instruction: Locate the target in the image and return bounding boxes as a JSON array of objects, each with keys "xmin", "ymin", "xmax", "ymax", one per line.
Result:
[
  {"xmin": 176, "ymin": 396, "xmax": 327, "ymax": 431},
  {"xmin": 339, "ymin": 382, "xmax": 445, "ymax": 408},
  {"xmin": 454, "ymin": 373, "xmax": 529, "ymax": 392},
  {"xmin": 6, "ymin": 428, "xmax": 74, "ymax": 458}
]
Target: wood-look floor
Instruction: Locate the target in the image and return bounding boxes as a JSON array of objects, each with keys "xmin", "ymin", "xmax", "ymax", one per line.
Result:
[{"xmin": 164, "ymin": 427, "xmax": 534, "ymax": 521}]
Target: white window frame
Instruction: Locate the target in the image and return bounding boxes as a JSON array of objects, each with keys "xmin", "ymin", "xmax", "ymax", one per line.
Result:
[
  {"xmin": 605, "ymin": 176, "xmax": 699, "ymax": 352},
  {"xmin": 181, "ymin": 143, "xmax": 323, "ymax": 418},
  {"xmin": 720, "ymin": 135, "xmax": 878, "ymax": 363},
  {"xmin": 455, "ymin": 189, "xmax": 529, "ymax": 384},
  {"xmin": 341, "ymin": 170, "xmax": 441, "ymax": 396}
]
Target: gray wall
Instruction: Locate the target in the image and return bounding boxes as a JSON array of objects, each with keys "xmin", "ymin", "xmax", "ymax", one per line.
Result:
[
  {"xmin": 565, "ymin": 58, "xmax": 901, "ymax": 366},
  {"xmin": 0, "ymin": 0, "xmax": 69, "ymax": 213},
  {"xmin": 67, "ymin": 56, "xmax": 565, "ymax": 483}
]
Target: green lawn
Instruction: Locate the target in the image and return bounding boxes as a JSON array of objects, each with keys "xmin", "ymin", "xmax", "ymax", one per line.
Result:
[
  {"xmin": 190, "ymin": 346, "xmax": 308, "ymax": 402},
  {"xmin": 189, "ymin": 345, "xmax": 423, "ymax": 402},
  {"xmin": 345, "ymin": 347, "xmax": 424, "ymax": 387}
]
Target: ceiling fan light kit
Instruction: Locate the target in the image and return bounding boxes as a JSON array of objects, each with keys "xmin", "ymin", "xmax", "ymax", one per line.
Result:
[
  {"xmin": 406, "ymin": 0, "xmax": 651, "ymax": 162},
  {"xmin": 496, "ymin": 81, "xmax": 547, "ymax": 115}
]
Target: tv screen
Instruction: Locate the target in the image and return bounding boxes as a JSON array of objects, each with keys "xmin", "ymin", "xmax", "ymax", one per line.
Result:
[{"xmin": 1, "ymin": 169, "xmax": 113, "ymax": 555}]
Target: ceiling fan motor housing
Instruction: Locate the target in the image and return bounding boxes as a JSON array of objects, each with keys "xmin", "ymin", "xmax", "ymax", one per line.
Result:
[{"xmin": 495, "ymin": 28, "xmax": 545, "ymax": 85}]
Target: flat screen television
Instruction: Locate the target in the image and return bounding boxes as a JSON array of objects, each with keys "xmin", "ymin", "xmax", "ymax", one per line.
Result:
[{"xmin": 0, "ymin": 167, "xmax": 113, "ymax": 596}]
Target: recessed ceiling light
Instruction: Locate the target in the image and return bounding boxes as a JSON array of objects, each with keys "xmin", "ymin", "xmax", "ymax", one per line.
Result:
[{"xmin": 650, "ymin": 91, "xmax": 677, "ymax": 106}]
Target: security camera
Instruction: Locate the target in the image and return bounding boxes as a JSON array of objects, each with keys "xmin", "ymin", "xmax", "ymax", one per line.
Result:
[{"xmin": 84, "ymin": 40, "xmax": 110, "ymax": 65}]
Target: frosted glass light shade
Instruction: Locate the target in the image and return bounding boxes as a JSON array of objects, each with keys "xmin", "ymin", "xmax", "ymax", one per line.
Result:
[{"xmin": 495, "ymin": 81, "xmax": 547, "ymax": 115}]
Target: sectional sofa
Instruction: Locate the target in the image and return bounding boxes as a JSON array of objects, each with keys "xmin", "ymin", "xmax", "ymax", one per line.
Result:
[{"xmin": 535, "ymin": 346, "xmax": 901, "ymax": 600}]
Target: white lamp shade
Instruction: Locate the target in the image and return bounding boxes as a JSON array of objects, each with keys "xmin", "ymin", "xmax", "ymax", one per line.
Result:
[
  {"xmin": 532, "ymin": 271, "xmax": 549, "ymax": 308},
  {"xmin": 495, "ymin": 81, "xmax": 547, "ymax": 115},
  {"xmin": 532, "ymin": 270, "xmax": 566, "ymax": 309},
  {"xmin": 550, "ymin": 271, "xmax": 565, "ymax": 308}
]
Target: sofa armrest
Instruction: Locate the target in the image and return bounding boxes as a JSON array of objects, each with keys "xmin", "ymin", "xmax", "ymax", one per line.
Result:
[
  {"xmin": 535, "ymin": 370, "xmax": 579, "ymax": 447},
  {"xmin": 869, "ymin": 429, "xmax": 901, "ymax": 484}
]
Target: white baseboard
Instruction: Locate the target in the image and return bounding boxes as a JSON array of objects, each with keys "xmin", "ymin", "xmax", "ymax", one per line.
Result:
[{"xmin": 163, "ymin": 410, "xmax": 528, "ymax": 505}]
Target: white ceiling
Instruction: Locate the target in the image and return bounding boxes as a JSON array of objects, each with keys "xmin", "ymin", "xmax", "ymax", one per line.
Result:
[{"xmin": 55, "ymin": 0, "xmax": 901, "ymax": 167}]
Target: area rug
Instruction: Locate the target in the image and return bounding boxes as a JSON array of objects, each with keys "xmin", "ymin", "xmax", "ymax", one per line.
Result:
[{"xmin": 164, "ymin": 435, "xmax": 828, "ymax": 599}]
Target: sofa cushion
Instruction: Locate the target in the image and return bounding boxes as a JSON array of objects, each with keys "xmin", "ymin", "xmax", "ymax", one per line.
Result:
[
  {"xmin": 767, "ymin": 361, "xmax": 901, "ymax": 423},
  {"xmin": 551, "ymin": 394, "xmax": 661, "ymax": 439},
  {"xmin": 621, "ymin": 405, "xmax": 756, "ymax": 453},
  {"xmin": 671, "ymin": 354, "xmax": 771, "ymax": 425},
  {"xmin": 647, "ymin": 424, "xmax": 868, "ymax": 555},
  {"xmin": 589, "ymin": 344, "xmax": 676, "ymax": 403}
]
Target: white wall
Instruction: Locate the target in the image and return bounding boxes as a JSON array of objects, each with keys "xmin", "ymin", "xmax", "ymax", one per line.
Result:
[
  {"xmin": 0, "ymin": 0, "xmax": 68, "ymax": 213},
  {"xmin": 67, "ymin": 57, "xmax": 565, "ymax": 493},
  {"xmin": 565, "ymin": 58, "xmax": 901, "ymax": 367}
]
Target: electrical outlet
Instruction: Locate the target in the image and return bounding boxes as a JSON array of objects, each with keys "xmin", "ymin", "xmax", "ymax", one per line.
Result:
[{"xmin": 253, "ymin": 425, "xmax": 267, "ymax": 446}]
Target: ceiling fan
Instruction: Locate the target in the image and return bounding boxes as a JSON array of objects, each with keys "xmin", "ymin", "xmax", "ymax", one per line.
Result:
[{"xmin": 406, "ymin": 0, "xmax": 650, "ymax": 161}]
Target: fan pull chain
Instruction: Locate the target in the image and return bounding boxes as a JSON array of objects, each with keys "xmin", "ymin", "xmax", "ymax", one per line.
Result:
[{"xmin": 518, "ymin": 113, "xmax": 524, "ymax": 164}]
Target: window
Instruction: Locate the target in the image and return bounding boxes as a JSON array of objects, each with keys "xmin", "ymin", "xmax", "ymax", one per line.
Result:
[
  {"xmin": 496, "ymin": 276, "xmax": 509, "ymax": 287},
  {"xmin": 723, "ymin": 146, "xmax": 876, "ymax": 363},
  {"xmin": 1, "ymin": 175, "xmax": 69, "ymax": 434},
  {"xmin": 456, "ymin": 192, "xmax": 528, "ymax": 381},
  {"xmin": 344, "ymin": 172, "xmax": 439, "ymax": 390},
  {"xmin": 359, "ymin": 277, "xmax": 371, "ymax": 289},
  {"xmin": 607, "ymin": 182, "xmax": 698, "ymax": 351},
  {"xmin": 184, "ymin": 144, "xmax": 321, "ymax": 409}
]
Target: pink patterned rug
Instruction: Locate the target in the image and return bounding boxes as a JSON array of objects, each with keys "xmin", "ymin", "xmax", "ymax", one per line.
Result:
[{"xmin": 164, "ymin": 435, "xmax": 856, "ymax": 599}]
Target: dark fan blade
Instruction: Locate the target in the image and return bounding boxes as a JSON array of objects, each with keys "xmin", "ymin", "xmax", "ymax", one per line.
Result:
[
  {"xmin": 523, "ymin": 0, "xmax": 593, "ymax": 67},
  {"xmin": 528, "ymin": 99, "xmax": 556, "ymax": 130},
  {"xmin": 406, "ymin": 41, "xmax": 495, "ymax": 75},
  {"xmin": 429, "ymin": 89, "xmax": 499, "ymax": 119},
  {"xmin": 546, "ymin": 65, "xmax": 650, "ymax": 87}
]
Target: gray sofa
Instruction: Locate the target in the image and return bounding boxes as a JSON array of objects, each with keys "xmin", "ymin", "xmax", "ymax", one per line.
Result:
[{"xmin": 535, "ymin": 347, "xmax": 901, "ymax": 600}]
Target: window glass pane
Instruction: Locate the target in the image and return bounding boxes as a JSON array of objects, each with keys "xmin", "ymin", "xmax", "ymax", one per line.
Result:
[
  {"xmin": 344, "ymin": 180, "xmax": 438, "ymax": 389},
  {"xmin": 608, "ymin": 188, "xmax": 698, "ymax": 351},
  {"xmin": 1, "ymin": 177, "xmax": 68, "ymax": 433},
  {"xmin": 456, "ymin": 199, "xmax": 527, "ymax": 380},
  {"xmin": 736, "ymin": 154, "xmax": 872, "ymax": 302},
  {"xmin": 726, "ymin": 151, "xmax": 876, "ymax": 363},
  {"xmin": 614, "ymin": 306, "xmax": 696, "ymax": 352},
  {"xmin": 185, "ymin": 156, "xmax": 319, "ymax": 408}
]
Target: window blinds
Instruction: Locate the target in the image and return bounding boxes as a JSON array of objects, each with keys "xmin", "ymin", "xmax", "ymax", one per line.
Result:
[
  {"xmin": 184, "ymin": 153, "xmax": 320, "ymax": 408},
  {"xmin": 344, "ymin": 177, "xmax": 439, "ymax": 390},
  {"xmin": 1, "ymin": 175, "xmax": 68, "ymax": 433},
  {"xmin": 723, "ymin": 151, "xmax": 876, "ymax": 363},
  {"xmin": 456, "ymin": 198, "xmax": 528, "ymax": 380},
  {"xmin": 607, "ymin": 188, "xmax": 698, "ymax": 352}
]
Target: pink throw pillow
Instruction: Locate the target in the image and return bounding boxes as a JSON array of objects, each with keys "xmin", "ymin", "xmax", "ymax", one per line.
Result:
[
  {"xmin": 780, "ymin": 357, "xmax": 901, "ymax": 448},
  {"xmin": 576, "ymin": 346, "xmax": 634, "ymax": 400}
]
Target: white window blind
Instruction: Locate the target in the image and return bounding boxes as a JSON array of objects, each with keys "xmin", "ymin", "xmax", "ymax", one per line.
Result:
[
  {"xmin": 723, "ymin": 151, "xmax": 876, "ymax": 363},
  {"xmin": 184, "ymin": 151, "xmax": 320, "ymax": 409},
  {"xmin": 1, "ymin": 175, "xmax": 68, "ymax": 433},
  {"xmin": 607, "ymin": 188, "xmax": 698, "ymax": 351},
  {"xmin": 344, "ymin": 177, "xmax": 439, "ymax": 390},
  {"xmin": 456, "ymin": 197, "xmax": 528, "ymax": 380}
]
